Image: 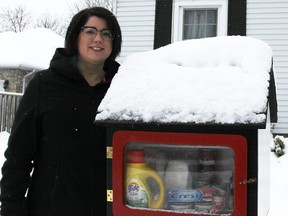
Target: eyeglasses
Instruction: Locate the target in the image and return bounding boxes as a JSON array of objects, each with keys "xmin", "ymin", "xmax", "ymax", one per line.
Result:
[{"xmin": 81, "ymin": 26, "xmax": 114, "ymax": 41}]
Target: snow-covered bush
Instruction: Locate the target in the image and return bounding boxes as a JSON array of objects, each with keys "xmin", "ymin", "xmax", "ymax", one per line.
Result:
[{"xmin": 272, "ymin": 135, "xmax": 286, "ymax": 157}]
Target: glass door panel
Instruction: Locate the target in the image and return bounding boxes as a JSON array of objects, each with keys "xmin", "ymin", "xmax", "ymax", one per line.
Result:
[{"xmin": 112, "ymin": 131, "xmax": 247, "ymax": 216}]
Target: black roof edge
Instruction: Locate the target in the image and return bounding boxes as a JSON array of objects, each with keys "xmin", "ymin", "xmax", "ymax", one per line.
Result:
[{"xmin": 95, "ymin": 119, "xmax": 266, "ymax": 131}]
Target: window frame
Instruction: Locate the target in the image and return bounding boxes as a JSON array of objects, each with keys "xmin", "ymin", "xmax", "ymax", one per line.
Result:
[{"xmin": 172, "ymin": 0, "xmax": 228, "ymax": 42}]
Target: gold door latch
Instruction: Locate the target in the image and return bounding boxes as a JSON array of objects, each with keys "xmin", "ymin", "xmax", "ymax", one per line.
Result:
[
  {"xmin": 107, "ymin": 189, "xmax": 113, "ymax": 202},
  {"xmin": 107, "ymin": 146, "xmax": 113, "ymax": 159}
]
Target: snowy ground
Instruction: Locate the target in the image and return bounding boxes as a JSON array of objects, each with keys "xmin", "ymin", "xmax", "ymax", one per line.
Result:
[
  {"xmin": 0, "ymin": 131, "xmax": 286, "ymax": 215},
  {"xmin": 269, "ymin": 144, "xmax": 288, "ymax": 216}
]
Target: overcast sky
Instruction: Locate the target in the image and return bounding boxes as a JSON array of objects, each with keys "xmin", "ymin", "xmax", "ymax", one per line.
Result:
[{"xmin": 0, "ymin": 0, "xmax": 72, "ymax": 16}]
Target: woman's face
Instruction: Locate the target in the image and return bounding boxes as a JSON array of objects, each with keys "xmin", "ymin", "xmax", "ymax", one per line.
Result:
[{"xmin": 77, "ymin": 16, "xmax": 113, "ymax": 66}]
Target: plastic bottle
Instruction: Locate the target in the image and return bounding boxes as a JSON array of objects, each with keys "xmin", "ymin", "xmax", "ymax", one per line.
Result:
[{"xmin": 125, "ymin": 149, "xmax": 165, "ymax": 209}]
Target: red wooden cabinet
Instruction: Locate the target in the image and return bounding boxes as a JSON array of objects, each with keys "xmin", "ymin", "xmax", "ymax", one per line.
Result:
[{"xmin": 111, "ymin": 131, "xmax": 247, "ymax": 216}]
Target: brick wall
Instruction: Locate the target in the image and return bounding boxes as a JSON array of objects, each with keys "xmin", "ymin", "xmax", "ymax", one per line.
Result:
[{"xmin": 0, "ymin": 68, "xmax": 34, "ymax": 93}]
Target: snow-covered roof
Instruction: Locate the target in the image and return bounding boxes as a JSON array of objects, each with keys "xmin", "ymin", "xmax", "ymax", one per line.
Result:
[
  {"xmin": 0, "ymin": 28, "xmax": 64, "ymax": 71},
  {"xmin": 95, "ymin": 36, "xmax": 273, "ymax": 125}
]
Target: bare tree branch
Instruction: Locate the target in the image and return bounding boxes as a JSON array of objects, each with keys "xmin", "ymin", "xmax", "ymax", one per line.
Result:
[
  {"xmin": 69, "ymin": 0, "xmax": 113, "ymax": 17},
  {"xmin": 0, "ymin": 5, "xmax": 32, "ymax": 32},
  {"xmin": 0, "ymin": 0, "xmax": 114, "ymax": 35},
  {"xmin": 35, "ymin": 14, "xmax": 67, "ymax": 36}
]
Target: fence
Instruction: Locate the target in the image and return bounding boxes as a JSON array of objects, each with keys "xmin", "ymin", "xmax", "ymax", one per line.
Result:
[{"xmin": 0, "ymin": 92, "xmax": 23, "ymax": 133}]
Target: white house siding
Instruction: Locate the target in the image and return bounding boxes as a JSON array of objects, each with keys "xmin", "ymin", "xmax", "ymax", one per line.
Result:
[
  {"xmin": 114, "ymin": 0, "xmax": 156, "ymax": 63},
  {"xmin": 247, "ymin": 0, "xmax": 288, "ymax": 135}
]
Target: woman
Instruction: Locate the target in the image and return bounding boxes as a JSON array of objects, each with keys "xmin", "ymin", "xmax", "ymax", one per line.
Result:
[{"xmin": 0, "ymin": 7, "xmax": 122, "ymax": 216}]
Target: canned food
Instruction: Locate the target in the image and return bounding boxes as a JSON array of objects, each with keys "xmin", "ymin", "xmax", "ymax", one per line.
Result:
[
  {"xmin": 212, "ymin": 195, "xmax": 226, "ymax": 213},
  {"xmin": 195, "ymin": 202, "xmax": 212, "ymax": 213},
  {"xmin": 198, "ymin": 149, "xmax": 216, "ymax": 181},
  {"xmin": 199, "ymin": 149, "xmax": 216, "ymax": 165},
  {"xmin": 170, "ymin": 203, "xmax": 192, "ymax": 211}
]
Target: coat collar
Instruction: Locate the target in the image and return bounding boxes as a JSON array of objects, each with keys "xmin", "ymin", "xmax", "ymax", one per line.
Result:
[{"xmin": 49, "ymin": 48, "xmax": 119, "ymax": 83}]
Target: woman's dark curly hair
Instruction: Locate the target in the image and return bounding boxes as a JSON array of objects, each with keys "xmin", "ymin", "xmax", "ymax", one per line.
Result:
[{"xmin": 65, "ymin": 7, "xmax": 122, "ymax": 62}]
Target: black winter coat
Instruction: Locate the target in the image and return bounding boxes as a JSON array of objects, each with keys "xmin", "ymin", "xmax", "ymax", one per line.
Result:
[{"xmin": 0, "ymin": 48, "xmax": 119, "ymax": 216}]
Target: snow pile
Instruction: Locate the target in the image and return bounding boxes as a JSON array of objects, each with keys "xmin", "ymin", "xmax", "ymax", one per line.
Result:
[
  {"xmin": 0, "ymin": 28, "xmax": 64, "ymax": 70},
  {"xmin": 96, "ymin": 36, "xmax": 273, "ymax": 124}
]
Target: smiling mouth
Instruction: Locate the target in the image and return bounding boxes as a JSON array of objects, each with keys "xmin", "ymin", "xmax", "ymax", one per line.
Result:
[{"xmin": 91, "ymin": 47, "xmax": 103, "ymax": 51}]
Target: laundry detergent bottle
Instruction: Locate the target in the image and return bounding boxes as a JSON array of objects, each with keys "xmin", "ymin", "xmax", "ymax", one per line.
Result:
[{"xmin": 125, "ymin": 149, "xmax": 165, "ymax": 209}]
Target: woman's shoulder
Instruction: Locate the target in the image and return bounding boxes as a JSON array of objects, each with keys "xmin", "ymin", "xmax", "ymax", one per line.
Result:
[
  {"xmin": 27, "ymin": 69, "xmax": 56, "ymax": 86},
  {"xmin": 104, "ymin": 59, "xmax": 120, "ymax": 81}
]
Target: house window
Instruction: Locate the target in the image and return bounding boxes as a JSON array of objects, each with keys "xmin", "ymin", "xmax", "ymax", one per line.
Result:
[
  {"xmin": 183, "ymin": 9, "xmax": 217, "ymax": 39},
  {"xmin": 173, "ymin": 0, "xmax": 228, "ymax": 42}
]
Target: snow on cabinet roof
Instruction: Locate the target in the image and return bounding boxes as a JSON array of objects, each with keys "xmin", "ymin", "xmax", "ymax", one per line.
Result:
[
  {"xmin": 0, "ymin": 28, "xmax": 64, "ymax": 70},
  {"xmin": 96, "ymin": 36, "xmax": 273, "ymax": 125}
]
